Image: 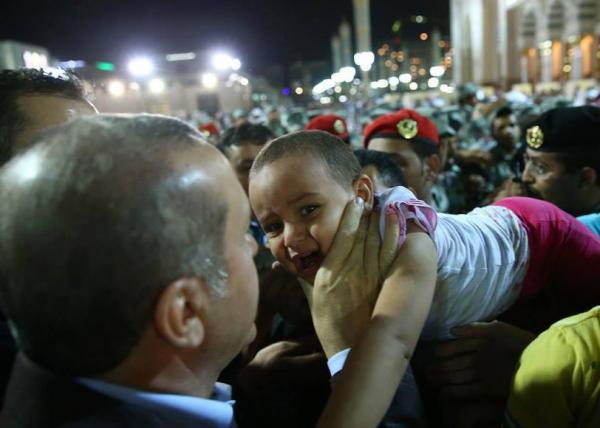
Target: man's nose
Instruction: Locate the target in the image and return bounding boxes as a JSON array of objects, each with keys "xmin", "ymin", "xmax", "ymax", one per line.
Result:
[{"xmin": 522, "ymin": 162, "xmax": 534, "ymax": 183}]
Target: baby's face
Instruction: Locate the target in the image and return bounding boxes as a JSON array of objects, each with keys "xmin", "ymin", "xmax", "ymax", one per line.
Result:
[{"xmin": 249, "ymin": 155, "xmax": 354, "ymax": 283}]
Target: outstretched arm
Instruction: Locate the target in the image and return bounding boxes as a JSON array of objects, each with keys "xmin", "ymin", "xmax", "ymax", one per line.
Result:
[{"xmin": 316, "ymin": 225, "xmax": 437, "ymax": 428}]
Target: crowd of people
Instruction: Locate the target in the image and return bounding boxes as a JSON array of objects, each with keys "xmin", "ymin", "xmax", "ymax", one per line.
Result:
[{"xmin": 0, "ymin": 67, "xmax": 599, "ymax": 428}]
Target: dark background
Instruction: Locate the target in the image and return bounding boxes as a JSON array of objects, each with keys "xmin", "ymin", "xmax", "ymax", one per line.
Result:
[{"xmin": 0, "ymin": 0, "xmax": 449, "ymax": 74}]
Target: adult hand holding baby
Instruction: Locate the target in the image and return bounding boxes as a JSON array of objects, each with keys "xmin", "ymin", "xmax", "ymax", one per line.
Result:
[{"xmin": 300, "ymin": 196, "xmax": 400, "ymax": 358}]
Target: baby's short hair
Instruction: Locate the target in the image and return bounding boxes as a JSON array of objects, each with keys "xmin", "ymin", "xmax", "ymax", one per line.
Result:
[{"xmin": 251, "ymin": 130, "xmax": 361, "ymax": 189}]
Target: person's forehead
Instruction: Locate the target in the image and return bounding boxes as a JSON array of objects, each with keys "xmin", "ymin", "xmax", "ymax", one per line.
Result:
[
  {"xmin": 250, "ymin": 155, "xmax": 338, "ymax": 204},
  {"xmin": 494, "ymin": 115, "xmax": 515, "ymax": 125},
  {"xmin": 526, "ymin": 148, "xmax": 562, "ymax": 164},
  {"xmin": 368, "ymin": 138, "xmax": 419, "ymax": 159}
]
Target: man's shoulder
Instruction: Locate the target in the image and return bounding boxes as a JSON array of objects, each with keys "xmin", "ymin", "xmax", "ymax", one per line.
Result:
[{"xmin": 0, "ymin": 356, "xmax": 177, "ymax": 428}]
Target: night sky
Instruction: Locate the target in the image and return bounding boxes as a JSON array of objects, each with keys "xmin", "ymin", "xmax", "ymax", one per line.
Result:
[{"xmin": 1, "ymin": 0, "xmax": 449, "ymax": 75}]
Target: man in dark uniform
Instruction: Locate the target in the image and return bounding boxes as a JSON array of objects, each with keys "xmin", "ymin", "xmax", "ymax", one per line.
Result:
[{"xmin": 497, "ymin": 106, "xmax": 600, "ymax": 231}]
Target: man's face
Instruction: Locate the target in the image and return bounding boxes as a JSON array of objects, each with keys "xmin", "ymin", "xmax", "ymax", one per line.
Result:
[
  {"xmin": 226, "ymin": 141, "xmax": 264, "ymax": 195},
  {"xmin": 367, "ymin": 138, "xmax": 426, "ymax": 198},
  {"xmin": 522, "ymin": 149, "xmax": 580, "ymax": 213},
  {"xmin": 195, "ymin": 148, "xmax": 260, "ymax": 360},
  {"xmin": 492, "ymin": 114, "xmax": 520, "ymax": 150},
  {"xmin": 249, "ymin": 154, "xmax": 354, "ymax": 284},
  {"xmin": 15, "ymin": 94, "xmax": 97, "ymax": 151}
]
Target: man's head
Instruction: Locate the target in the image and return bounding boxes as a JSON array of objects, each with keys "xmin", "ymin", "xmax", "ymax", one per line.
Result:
[
  {"xmin": 522, "ymin": 106, "xmax": 600, "ymax": 216},
  {"xmin": 218, "ymin": 122, "xmax": 274, "ymax": 194},
  {"xmin": 491, "ymin": 106, "xmax": 520, "ymax": 151},
  {"xmin": 363, "ymin": 109, "xmax": 441, "ymax": 203},
  {"xmin": 0, "ymin": 115, "xmax": 258, "ymax": 380},
  {"xmin": 457, "ymin": 83, "xmax": 478, "ymax": 107},
  {"xmin": 0, "ymin": 68, "xmax": 97, "ymax": 166},
  {"xmin": 249, "ymin": 131, "xmax": 372, "ymax": 283},
  {"xmin": 354, "ymin": 149, "xmax": 406, "ymax": 192}
]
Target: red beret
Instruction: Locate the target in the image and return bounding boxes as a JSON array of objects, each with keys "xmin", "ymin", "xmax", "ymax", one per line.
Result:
[
  {"xmin": 198, "ymin": 122, "xmax": 220, "ymax": 137},
  {"xmin": 305, "ymin": 114, "xmax": 350, "ymax": 140},
  {"xmin": 363, "ymin": 109, "xmax": 439, "ymax": 148}
]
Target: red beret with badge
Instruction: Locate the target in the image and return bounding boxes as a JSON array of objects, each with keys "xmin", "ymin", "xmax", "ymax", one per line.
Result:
[
  {"xmin": 306, "ymin": 114, "xmax": 350, "ymax": 140},
  {"xmin": 198, "ymin": 122, "xmax": 220, "ymax": 138},
  {"xmin": 363, "ymin": 108, "xmax": 439, "ymax": 148}
]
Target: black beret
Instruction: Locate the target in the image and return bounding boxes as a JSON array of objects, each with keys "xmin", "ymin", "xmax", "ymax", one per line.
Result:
[{"xmin": 525, "ymin": 106, "xmax": 600, "ymax": 153}]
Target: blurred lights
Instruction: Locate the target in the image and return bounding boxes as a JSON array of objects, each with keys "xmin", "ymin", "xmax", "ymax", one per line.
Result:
[
  {"xmin": 377, "ymin": 79, "xmax": 389, "ymax": 88},
  {"xmin": 419, "ymin": 32, "xmax": 429, "ymax": 41},
  {"xmin": 295, "ymin": 87, "xmax": 304, "ymax": 95},
  {"xmin": 58, "ymin": 60, "xmax": 86, "ymax": 69},
  {"xmin": 211, "ymin": 52, "xmax": 242, "ymax": 71},
  {"xmin": 430, "ymin": 66, "xmax": 445, "ymax": 77},
  {"xmin": 108, "ymin": 80, "xmax": 126, "ymax": 97},
  {"xmin": 427, "ymin": 77, "xmax": 439, "ymax": 88},
  {"xmin": 23, "ymin": 51, "xmax": 48, "ymax": 69},
  {"xmin": 129, "ymin": 82, "xmax": 141, "ymax": 91},
  {"xmin": 201, "ymin": 72, "xmax": 218, "ymax": 89},
  {"xmin": 440, "ymin": 84, "xmax": 455, "ymax": 94},
  {"xmin": 128, "ymin": 57, "xmax": 154, "ymax": 77},
  {"xmin": 354, "ymin": 51, "xmax": 375, "ymax": 71},
  {"xmin": 388, "ymin": 76, "xmax": 400, "ymax": 86},
  {"xmin": 149, "ymin": 78, "xmax": 166, "ymax": 94},
  {"xmin": 399, "ymin": 73, "xmax": 412, "ymax": 84},
  {"xmin": 320, "ymin": 97, "xmax": 332, "ymax": 104},
  {"xmin": 339, "ymin": 66, "xmax": 356, "ymax": 82},
  {"xmin": 409, "ymin": 82, "xmax": 418, "ymax": 90},
  {"xmin": 339, "ymin": 95, "xmax": 348, "ymax": 103},
  {"xmin": 313, "ymin": 79, "xmax": 335, "ymax": 95},
  {"xmin": 166, "ymin": 52, "xmax": 196, "ymax": 62}
]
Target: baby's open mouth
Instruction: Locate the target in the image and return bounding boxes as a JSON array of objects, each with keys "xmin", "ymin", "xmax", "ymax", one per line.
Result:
[{"xmin": 291, "ymin": 251, "xmax": 324, "ymax": 278}]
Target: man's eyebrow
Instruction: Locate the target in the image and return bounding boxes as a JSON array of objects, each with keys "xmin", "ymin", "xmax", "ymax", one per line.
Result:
[{"xmin": 287, "ymin": 192, "xmax": 320, "ymax": 204}]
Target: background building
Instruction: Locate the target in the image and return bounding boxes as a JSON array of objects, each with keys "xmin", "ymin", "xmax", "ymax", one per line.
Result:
[{"xmin": 451, "ymin": 0, "xmax": 600, "ymax": 90}]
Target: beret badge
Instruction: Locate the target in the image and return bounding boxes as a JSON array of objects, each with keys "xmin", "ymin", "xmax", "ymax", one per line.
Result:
[
  {"xmin": 397, "ymin": 119, "xmax": 418, "ymax": 140},
  {"xmin": 333, "ymin": 119, "xmax": 346, "ymax": 135},
  {"xmin": 526, "ymin": 125, "xmax": 544, "ymax": 149}
]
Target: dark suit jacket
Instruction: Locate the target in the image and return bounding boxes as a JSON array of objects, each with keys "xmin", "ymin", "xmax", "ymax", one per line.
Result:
[{"xmin": 0, "ymin": 355, "xmax": 193, "ymax": 427}]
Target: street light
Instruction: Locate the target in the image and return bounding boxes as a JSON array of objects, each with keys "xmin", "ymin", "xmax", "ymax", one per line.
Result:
[
  {"xmin": 149, "ymin": 78, "xmax": 166, "ymax": 94},
  {"xmin": 354, "ymin": 52, "xmax": 375, "ymax": 71},
  {"xmin": 127, "ymin": 57, "xmax": 154, "ymax": 77},
  {"xmin": 108, "ymin": 80, "xmax": 125, "ymax": 97},
  {"xmin": 201, "ymin": 72, "xmax": 218, "ymax": 89},
  {"xmin": 212, "ymin": 52, "xmax": 233, "ymax": 70}
]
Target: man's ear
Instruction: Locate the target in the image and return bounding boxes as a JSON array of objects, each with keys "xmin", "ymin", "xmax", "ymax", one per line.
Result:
[
  {"xmin": 424, "ymin": 154, "xmax": 441, "ymax": 182},
  {"xmin": 353, "ymin": 174, "xmax": 375, "ymax": 210},
  {"xmin": 154, "ymin": 277, "xmax": 206, "ymax": 349},
  {"xmin": 579, "ymin": 166, "xmax": 597, "ymax": 188}
]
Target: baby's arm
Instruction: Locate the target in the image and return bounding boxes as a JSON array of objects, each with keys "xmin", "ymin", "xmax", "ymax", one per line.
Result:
[{"xmin": 317, "ymin": 223, "xmax": 437, "ymax": 428}]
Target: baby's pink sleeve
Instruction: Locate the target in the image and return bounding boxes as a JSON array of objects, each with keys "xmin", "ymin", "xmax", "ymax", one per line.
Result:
[{"xmin": 377, "ymin": 187, "xmax": 437, "ymax": 247}]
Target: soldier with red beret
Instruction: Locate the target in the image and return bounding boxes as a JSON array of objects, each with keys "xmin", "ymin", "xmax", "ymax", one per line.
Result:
[
  {"xmin": 198, "ymin": 122, "xmax": 221, "ymax": 145},
  {"xmin": 363, "ymin": 109, "xmax": 441, "ymax": 207},
  {"xmin": 306, "ymin": 114, "xmax": 350, "ymax": 144}
]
